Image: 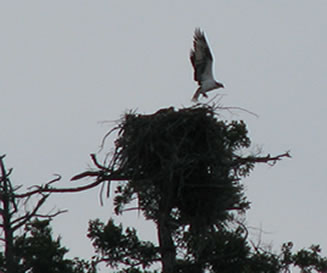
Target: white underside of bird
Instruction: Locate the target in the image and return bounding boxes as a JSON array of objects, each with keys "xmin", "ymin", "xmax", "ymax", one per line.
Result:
[{"xmin": 192, "ymin": 79, "xmax": 222, "ymax": 102}]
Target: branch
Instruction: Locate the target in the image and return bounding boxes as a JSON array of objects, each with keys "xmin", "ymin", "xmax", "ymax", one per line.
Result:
[
  {"xmin": 10, "ymin": 175, "xmax": 60, "ymax": 199},
  {"xmin": 34, "ymin": 209, "xmax": 68, "ymax": 218},
  {"xmin": 71, "ymin": 169, "xmax": 132, "ymax": 182},
  {"xmin": 99, "ymin": 125, "xmax": 120, "ymax": 152},
  {"xmin": 235, "ymin": 151, "xmax": 291, "ymax": 166},
  {"xmin": 120, "ymin": 207, "xmax": 141, "ymax": 213},
  {"xmin": 0, "ymin": 154, "xmax": 19, "ymax": 214},
  {"xmin": 13, "ymin": 151, "xmax": 290, "ymax": 201},
  {"xmin": 94, "ymin": 255, "xmax": 160, "ymax": 268},
  {"xmin": 22, "ymin": 174, "xmax": 62, "ymax": 197},
  {"xmin": 12, "ymin": 194, "xmax": 49, "ymax": 230},
  {"xmin": 15, "ymin": 173, "xmax": 109, "ymax": 197},
  {"xmin": 90, "ymin": 153, "xmax": 108, "ymax": 170},
  {"xmin": 0, "ymin": 168, "xmax": 13, "ymax": 181},
  {"xmin": 70, "ymin": 171, "xmax": 102, "ymax": 181}
]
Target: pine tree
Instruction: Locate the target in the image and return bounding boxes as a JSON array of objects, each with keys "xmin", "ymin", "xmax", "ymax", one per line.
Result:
[{"xmin": 75, "ymin": 105, "xmax": 323, "ymax": 273}]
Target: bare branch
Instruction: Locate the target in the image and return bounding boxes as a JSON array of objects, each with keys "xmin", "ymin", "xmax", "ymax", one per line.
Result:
[
  {"xmin": 34, "ymin": 209, "xmax": 68, "ymax": 218},
  {"xmin": 3, "ymin": 168, "xmax": 13, "ymax": 178},
  {"xmin": 235, "ymin": 151, "xmax": 291, "ymax": 166},
  {"xmin": 13, "ymin": 185, "xmax": 23, "ymax": 192},
  {"xmin": 70, "ymin": 171, "xmax": 101, "ymax": 181},
  {"xmin": 99, "ymin": 181, "xmax": 106, "ymax": 206},
  {"xmin": 26, "ymin": 174, "xmax": 62, "ymax": 192},
  {"xmin": 15, "ymin": 174, "xmax": 107, "ymax": 197},
  {"xmin": 91, "ymin": 153, "xmax": 107, "ymax": 171},
  {"xmin": 220, "ymin": 106, "xmax": 259, "ymax": 118},
  {"xmin": 120, "ymin": 207, "xmax": 141, "ymax": 213},
  {"xmin": 71, "ymin": 169, "xmax": 131, "ymax": 183},
  {"xmin": 12, "ymin": 194, "xmax": 49, "ymax": 230},
  {"xmin": 99, "ymin": 126, "xmax": 120, "ymax": 152}
]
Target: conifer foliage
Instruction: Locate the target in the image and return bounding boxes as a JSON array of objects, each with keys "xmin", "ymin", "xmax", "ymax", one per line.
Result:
[{"xmin": 76, "ymin": 105, "xmax": 298, "ymax": 273}]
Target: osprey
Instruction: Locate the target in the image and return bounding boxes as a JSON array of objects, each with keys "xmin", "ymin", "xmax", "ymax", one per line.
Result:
[{"xmin": 190, "ymin": 28, "xmax": 224, "ymax": 102}]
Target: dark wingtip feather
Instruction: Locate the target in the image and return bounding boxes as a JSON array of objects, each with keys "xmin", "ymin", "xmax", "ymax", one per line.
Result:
[
  {"xmin": 194, "ymin": 27, "xmax": 203, "ymax": 37},
  {"xmin": 193, "ymin": 28, "xmax": 206, "ymax": 42}
]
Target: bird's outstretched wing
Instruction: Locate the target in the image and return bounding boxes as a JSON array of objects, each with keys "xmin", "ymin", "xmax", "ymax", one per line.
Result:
[{"xmin": 190, "ymin": 28, "xmax": 215, "ymax": 83}]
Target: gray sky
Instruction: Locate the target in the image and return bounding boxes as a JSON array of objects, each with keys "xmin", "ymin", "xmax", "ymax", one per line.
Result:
[{"xmin": 1, "ymin": 0, "xmax": 327, "ymax": 265}]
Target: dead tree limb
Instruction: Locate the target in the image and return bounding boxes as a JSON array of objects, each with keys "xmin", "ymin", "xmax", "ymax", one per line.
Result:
[{"xmin": 0, "ymin": 155, "xmax": 68, "ymax": 272}]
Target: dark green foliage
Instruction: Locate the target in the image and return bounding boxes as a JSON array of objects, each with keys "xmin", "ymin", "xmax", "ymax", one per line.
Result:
[
  {"xmin": 11, "ymin": 219, "xmax": 92, "ymax": 273},
  {"xmin": 87, "ymin": 217, "xmax": 327, "ymax": 273},
  {"xmin": 241, "ymin": 242, "xmax": 327, "ymax": 273},
  {"xmin": 175, "ymin": 226, "xmax": 250, "ymax": 273},
  {"xmin": 284, "ymin": 243, "xmax": 327, "ymax": 273},
  {"xmin": 88, "ymin": 218, "xmax": 159, "ymax": 270}
]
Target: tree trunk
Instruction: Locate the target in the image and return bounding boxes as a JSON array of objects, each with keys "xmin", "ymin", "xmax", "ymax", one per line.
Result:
[
  {"xmin": 0, "ymin": 157, "xmax": 17, "ymax": 273},
  {"xmin": 158, "ymin": 212, "xmax": 176, "ymax": 273},
  {"xmin": 4, "ymin": 220, "xmax": 15, "ymax": 273}
]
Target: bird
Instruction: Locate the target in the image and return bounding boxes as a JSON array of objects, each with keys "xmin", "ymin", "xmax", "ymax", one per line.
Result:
[{"xmin": 190, "ymin": 28, "xmax": 224, "ymax": 102}]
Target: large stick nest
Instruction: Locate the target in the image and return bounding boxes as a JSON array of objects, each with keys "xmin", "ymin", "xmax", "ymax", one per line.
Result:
[{"xmin": 112, "ymin": 106, "xmax": 251, "ymax": 227}]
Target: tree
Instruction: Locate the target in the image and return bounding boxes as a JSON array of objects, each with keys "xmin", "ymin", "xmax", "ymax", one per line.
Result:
[
  {"xmin": 0, "ymin": 155, "xmax": 93, "ymax": 273},
  {"xmin": 74, "ymin": 105, "xmax": 327, "ymax": 273},
  {"xmin": 13, "ymin": 219, "xmax": 94, "ymax": 273}
]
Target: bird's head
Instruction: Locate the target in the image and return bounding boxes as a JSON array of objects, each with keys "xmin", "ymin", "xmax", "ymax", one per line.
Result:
[{"xmin": 216, "ymin": 82, "xmax": 224, "ymax": 89}]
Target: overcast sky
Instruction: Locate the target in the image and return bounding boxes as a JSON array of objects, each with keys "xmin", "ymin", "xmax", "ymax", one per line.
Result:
[{"xmin": 1, "ymin": 0, "xmax": 327, "ymax": 265}]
